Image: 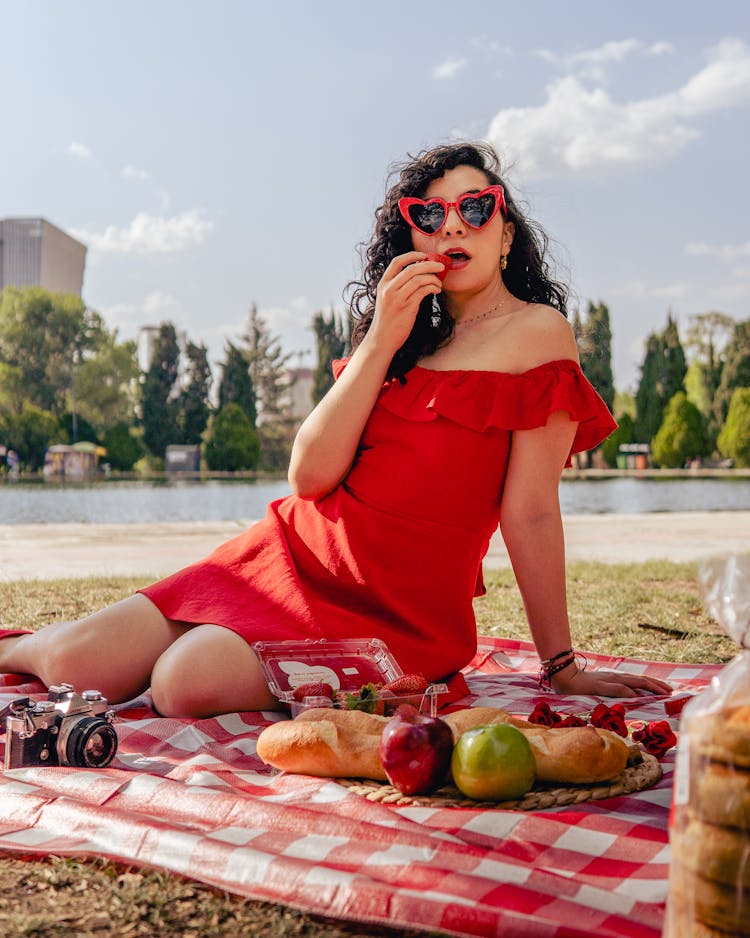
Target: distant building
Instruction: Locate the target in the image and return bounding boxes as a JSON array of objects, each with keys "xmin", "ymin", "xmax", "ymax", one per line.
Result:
[
  {"xmin": 0, "ymin": 217, "xmax": 87, "ymax": 296},
  {"xmin": 285, "ymin": 367, "xmax": 314, "ymax": 421}
]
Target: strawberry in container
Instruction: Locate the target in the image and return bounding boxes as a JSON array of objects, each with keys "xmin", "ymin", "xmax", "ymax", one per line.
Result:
[{"xmin": 252, "ymin": 638, "xmax": 448, "ymax": 717}]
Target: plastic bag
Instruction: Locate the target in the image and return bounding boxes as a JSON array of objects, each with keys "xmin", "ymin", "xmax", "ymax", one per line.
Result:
[{"xmin": 664, "ymin": 554, "xmax": 750, "ymax": 936}]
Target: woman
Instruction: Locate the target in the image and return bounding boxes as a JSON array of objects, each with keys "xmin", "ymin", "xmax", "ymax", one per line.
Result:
[{"xmin": 0, "ymin": 142, "xmax": 671, "ymax": 715}]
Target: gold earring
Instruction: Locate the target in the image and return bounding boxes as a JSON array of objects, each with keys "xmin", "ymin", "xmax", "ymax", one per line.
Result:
[{"xmin": 500, "ymin": 254, "xmax": 508, "ymax": 271}]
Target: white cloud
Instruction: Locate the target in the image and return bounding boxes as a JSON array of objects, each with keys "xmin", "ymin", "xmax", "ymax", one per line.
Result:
[
  {"xmin": 432, "ymin": 56, "xmax": 467, "ymax": 80},
  {"xmin": 609, "ymin": 279, "xmax": 691, "ymax": 301},
  {"xmin": 535, "ymin": 38, "xmax": 672, "ymax": 72},
  {"xmin": 143, "ymin": 290, "xmax": 180, "ymax": 316},
  {"xmin": 687, "ymin": 240, "xmax": 750, "ymax": 262},
  {"xmin": 679, "ymin": 39, "xmax": 750, "ymax": 111},
  {"xmin": 71, "ymin": 210, "xmax": 214, "ymax": 255},
  {"xmin": 68, "ymin": 141, "xmax": 92, "ymax": 159},
  {"xmin": 122, "ymin": 164, "xmax": 150, "ymax": 181},
  {"xmin": 489, "ymin": 39, "xmax": 750, "ymax": 177},
  {"xmin": 469, "ymin": 37, "xmax": 511, "ymax": 56}
]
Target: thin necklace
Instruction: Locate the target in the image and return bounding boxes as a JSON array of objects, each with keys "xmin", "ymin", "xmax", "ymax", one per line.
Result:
[{"xmin": 454, "ymin": 299, "xmax": 511, "ymax": 328}]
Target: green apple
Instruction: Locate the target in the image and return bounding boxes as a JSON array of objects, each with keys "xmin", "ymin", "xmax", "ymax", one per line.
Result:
[{"xmin": 451, "ymin": 723, "xmax": 536, "ymax": 801}]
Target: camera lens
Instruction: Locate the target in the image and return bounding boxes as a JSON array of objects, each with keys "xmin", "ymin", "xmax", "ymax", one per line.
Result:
[{"xmin": 63, "ymin": 716, "xmax": 118, "ymax": 768}]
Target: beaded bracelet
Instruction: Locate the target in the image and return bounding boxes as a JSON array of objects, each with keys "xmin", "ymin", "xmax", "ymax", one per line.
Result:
[
  {"xmin": 539, "ymin": 648, "xmax": 573, "ymax": 669},
  {"xmin": 538, "ymin": 651, "xmax": 588, "ymax": 691}
]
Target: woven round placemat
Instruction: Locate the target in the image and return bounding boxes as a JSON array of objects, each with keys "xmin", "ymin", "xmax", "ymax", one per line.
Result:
[{"xmin": 339, "ymin": 751, "xmax": 662, "ymax": 810}]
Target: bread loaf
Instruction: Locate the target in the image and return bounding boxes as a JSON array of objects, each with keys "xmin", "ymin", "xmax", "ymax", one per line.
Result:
[
  {"xmin": 443, "ymin": 707, "xmax": 629, "ymax": 784},
  {"xmin": 674, "ymin": 815, "xmax": 750, "ymax": 889},
  {"xmin": 693, "ymin": 705, "xmax": 750, "ymax": 768},
  {"xmin": 257, "ymin": 705, "xmax": 629, "ymax": 786},
  {"xmin": 670, "ymin": 860, "xmax": 750, "ymax": 934},
  {"xmin": 694, "ymin": 760, "xmax": 750, "ymax": 828},
  {"xmin": 256, "ymin": 707, "xmax": 389, "ymax": 781}
]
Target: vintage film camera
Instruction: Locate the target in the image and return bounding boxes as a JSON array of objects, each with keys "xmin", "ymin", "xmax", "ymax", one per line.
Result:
[{"xmin": 3, "ymin": 684, "xmax": 118, "ymax": 770}]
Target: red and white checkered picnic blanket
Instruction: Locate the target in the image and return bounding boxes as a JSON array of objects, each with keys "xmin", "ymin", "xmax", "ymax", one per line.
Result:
[{"xmin": 0, "ymin": 639, "xmax": 718, "ymax": 938}]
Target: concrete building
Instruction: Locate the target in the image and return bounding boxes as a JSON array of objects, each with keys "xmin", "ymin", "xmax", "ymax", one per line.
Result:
[
  {"xmin": 0, "ymin": 217, "xmax": 87, "ymax": 297},
  {"xmin": 286, "ymin": 367, "xmax": 314, "ymax": 421}
]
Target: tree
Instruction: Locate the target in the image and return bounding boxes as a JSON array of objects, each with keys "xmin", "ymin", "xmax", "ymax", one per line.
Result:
[
  {"xmin": 73, "ymin": 334, "xmax": 140, "ymax": 435},
  {"xmin": 204, "ymin": 403, "xmax": 260, "ymax": 471},
  {"xmin": 141, "ymin": 322, "xmax": 181, "ymax": 459},
  {"xmin": 312, "ymin": 308, "xmax": 348, "ymax": 405},
  {"xmin": 178, "ymin": 341, "xmax": 212, "ymax": 444},
  {"xmin": 651, "ymin": 391, "xmax": 709, "ymax": 468},
  {"xmin": 635, "ymin": 313, "xmax": 687, "ymax": 443},
  {"xmin": 684, "ymin": 311, "xmax": 734, "ymax": 446},
  {"xmin": 712, "ymin": 320, "xmax": 750, "ymax": 437},
  {"xmin": 576, "ymin": 301, "xmax": 615, "ymax": 412},
  {"xmin": 103, "ymin": 422, "xmax": 145, "ymax": 471},
  {"xmin": 601, "ymin": 413, "xmax": 634, "ymax": 468},
  {"xmin": 242, "ymin": 305, "xmax": 294, "ymax": 472},
  {"xmin": 218, "ymin": 341, "xmax": 257, "ymax": 425},
  {"xmin": 717, "ymin": 387, "xmax": 750, "ymax": 468},
  {"xmin": 60, "ymin": 412, "xmax": 99, "ymax": 444},
  {"xmin": 0, "ymin": 287, "xmax": 106, "ymax": 416},
  {"xmin": 4, "ymin": 404, "xmax": 62, "ymax": 471}
]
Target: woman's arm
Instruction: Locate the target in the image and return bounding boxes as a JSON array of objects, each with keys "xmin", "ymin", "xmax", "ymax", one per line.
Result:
[
  {"xmin": 288, "ymin": 252, "xmax": 444, "ymax": 499},
  {"xmin": 500, "ymin": 412, "xmax": 671, "ymax": 697}
]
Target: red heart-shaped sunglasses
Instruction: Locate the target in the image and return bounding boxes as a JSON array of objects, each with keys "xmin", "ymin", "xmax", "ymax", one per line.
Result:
[{"xmin": 398, "ymin": 185, "xmax": 507, "ymax": 236}]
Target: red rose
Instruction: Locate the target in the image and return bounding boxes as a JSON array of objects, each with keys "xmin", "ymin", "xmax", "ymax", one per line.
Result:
[
  {"xmin": 632, "ymin": 720, "xmax": 677, "ymax": 759},
  {"xmin": 664, "ymin": 695, "xmax": 692, "ymax": 717},
  {"xmin": 557, "ymin": 714, "xmax": 587, "ymax": 727},
  {"xmin": 528, "ymin": 701, "xmax": 563, "ymax": 726},
  {"xmin": 589, "ymin": 703, "xmax": 628, "ymax": 738}
]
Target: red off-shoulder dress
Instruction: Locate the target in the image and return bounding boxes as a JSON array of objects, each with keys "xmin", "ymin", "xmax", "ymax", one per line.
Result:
[{"xmin": 139, "ymin": 359, "xmax": 616, "ymax": 683}]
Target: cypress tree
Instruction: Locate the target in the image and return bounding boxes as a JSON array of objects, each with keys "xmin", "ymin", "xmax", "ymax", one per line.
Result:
[
  {"xmin": 634, "ymin": 313, "xmax": 687, "ymax": 444},
  {"xmin": 218, "ymin": 341, "xmax": 257, "ymax": 425},
  {"xmin": 312, "ymin": 308, "xmax": 348, "ymax": 405},
  {"xmin": 141, "ymin": 322, "xmax": 180, "ymax": 459},
  {"xmin": 178, "ymin": 341, "xmax": 212, "ymax": 444},
  {"xmin": 242, "ymin": 304, "xmax": 294, "ymax": 471},
  {"xmin": 578, "ymin": 301, "xmax": 615, "ymax": 412},
  {"xmin": 713, "ymin": 320, "xmax": 750, "ymax": 435}
]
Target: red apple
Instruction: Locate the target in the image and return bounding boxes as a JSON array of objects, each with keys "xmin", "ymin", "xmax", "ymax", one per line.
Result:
[
  {"xmin": 379, "ymin": 704, "xmax": 453, "ymax": 795},
  {"xmin": 425, "ymin": 253, "xmax": 451, "ymax": 281}
]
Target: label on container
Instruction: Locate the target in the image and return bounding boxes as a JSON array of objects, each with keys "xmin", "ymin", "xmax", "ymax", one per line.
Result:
[
  {"xmin": 278, "ymin": 662, "xmax": 341, "ymax": 691},
  {"xmin": 673, "ymin": 733, "xmax": 690, "ymax": 805}
]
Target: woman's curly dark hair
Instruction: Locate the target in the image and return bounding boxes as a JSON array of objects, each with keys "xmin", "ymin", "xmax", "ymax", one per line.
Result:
[{"xmin": 345, "ymin": 141, "xmax": 569, "ymax": 382}]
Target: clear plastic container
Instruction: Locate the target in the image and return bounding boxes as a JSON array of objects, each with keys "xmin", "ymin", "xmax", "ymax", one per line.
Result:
[
  {"xmin": 664, "ymin": 554, "xmax": 750, "ymax": 937},
  {"xmin": 252, "ymin": 637, "xmax": 448, "ymax": 717}
]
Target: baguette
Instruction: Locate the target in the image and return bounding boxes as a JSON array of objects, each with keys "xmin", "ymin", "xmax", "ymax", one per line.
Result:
[
  {"xmin": 443, "ymin": 707, "xmax": 629, "ymax": 784},
  {"xmin": 256, "ymin": 707, "xmax": 389, "ymax": 781},
  {"xmin": 256, "ymin": 705, "xmax": 629, "ymax": 786}
]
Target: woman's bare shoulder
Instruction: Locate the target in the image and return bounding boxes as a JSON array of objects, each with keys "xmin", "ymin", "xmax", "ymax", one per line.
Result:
[{"xmin": 501, "ymin": 303, "xmax": 579, "ymax": 370}]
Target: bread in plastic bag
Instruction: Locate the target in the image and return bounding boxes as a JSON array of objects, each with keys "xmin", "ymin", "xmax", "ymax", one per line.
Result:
[{"xmin": 664, "ymin": 554, "xmax": 750, "ymax": 936}]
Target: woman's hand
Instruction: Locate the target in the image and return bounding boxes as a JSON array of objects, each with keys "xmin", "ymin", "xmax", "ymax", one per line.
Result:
[
  {"xmin": 551, "ymin": 662, "xmax": 673, "ymax": 699},
  {"xmin": 366, "ymin": 252, "xmax": 445, "ymax": 352}
]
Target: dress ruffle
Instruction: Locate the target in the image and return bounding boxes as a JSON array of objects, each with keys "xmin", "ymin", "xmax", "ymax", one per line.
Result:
[{"xmin": 332, "ymin": 358, "xmax": 617, "ymax": 456}]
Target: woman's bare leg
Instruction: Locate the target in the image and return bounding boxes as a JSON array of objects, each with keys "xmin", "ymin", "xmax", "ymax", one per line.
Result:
[
  {"xmin": 150, "ymin": 624, "xmax": 280, "ymax": 718},
  {"xmin": 0, "ymin": 594, "xmax": 190, "ymax": 703}
]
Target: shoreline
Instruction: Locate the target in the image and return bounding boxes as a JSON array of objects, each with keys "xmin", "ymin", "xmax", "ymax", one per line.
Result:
[
  {"xmin": 1, "ymin": 466, "xmax": 749, "ymax": 485},
  {"xmin": 0, "ymin": 511, "xmax": 747, "ymax": 582}
]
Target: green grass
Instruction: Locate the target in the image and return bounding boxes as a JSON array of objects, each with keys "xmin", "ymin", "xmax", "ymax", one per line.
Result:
[{"xmin": 476, "ymin": 560, "xmax": 735, "ymax": 664}]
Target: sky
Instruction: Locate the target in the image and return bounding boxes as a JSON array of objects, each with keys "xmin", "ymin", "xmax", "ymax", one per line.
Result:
[{"xmin": 3, "ymin": 1, "xmax": 749, "ymax": 392}]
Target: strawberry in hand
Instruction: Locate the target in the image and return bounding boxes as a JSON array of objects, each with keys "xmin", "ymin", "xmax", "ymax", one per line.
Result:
[{"xmin": 425, "ymin": 253, "xmax": 451, "ymax": 281}]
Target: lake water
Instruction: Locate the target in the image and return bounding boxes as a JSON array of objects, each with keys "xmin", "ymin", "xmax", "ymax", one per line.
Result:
[{"xmin": 0, "ymin": 476, "xmax": 749, "ymax": 524}]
